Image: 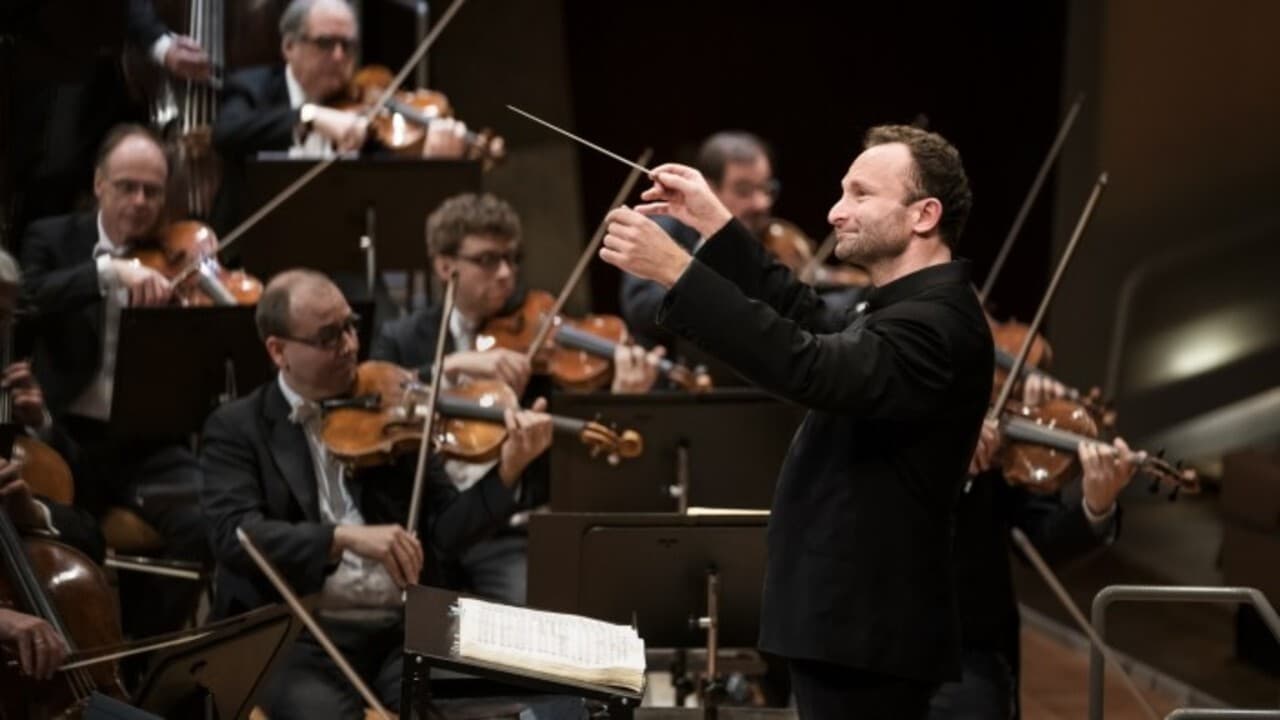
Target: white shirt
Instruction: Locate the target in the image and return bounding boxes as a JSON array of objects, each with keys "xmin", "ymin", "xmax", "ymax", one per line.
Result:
[
  {"xmin": 441, "ymin": 311, "xmax": 501, "ymax": 492},
  {"xmin": 277, "ymin": 374, "xmax": 400, "ymax": 612},
  {"xmin": 284, "ymin": 65, "xmax": 335, "ymax": 158},
  {"xmin": 66, "ymin": 214, "xmax": 129, "ymax": 421}
]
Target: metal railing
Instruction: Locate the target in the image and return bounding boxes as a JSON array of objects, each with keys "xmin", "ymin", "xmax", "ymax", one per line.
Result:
[{"xmin": 1089, "ymin": 584, "xmax": 1280, "ymax": 720}]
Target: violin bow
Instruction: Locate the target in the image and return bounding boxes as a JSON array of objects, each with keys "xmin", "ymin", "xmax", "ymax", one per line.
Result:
[
  {"xmin": 978, "ymin": 93, "xmax": 1085, "ymax": 304},
  {"xmin": 406, "ymin": 272, "xmax": 457, "ymax": 534},
  {"xmin": 237, "ymin": 527, "xmax": 393, "ymax": 720},
  {"xmin": 1011, "ymin": 528, "xmax": 1161, "ymax": 720},
  {"xmin": 167, "ymin": 0, "xmax": 474, "ymax": 290},
  {"xmin": 524, "ymin": 148, "xmax": 654, "ymax": 361},
  {"xmin": 798, "ymin": 230, "xmax": 839, "ymax": 284},
  {"xmin": 987, "ymin": 172, "xmax": 1108, "ymax": 422}
]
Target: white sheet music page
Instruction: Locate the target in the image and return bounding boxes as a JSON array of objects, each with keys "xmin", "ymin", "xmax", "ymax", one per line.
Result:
[{"xmin": 453, "ymin": 597, "xmax": 645, "ymax": 691}]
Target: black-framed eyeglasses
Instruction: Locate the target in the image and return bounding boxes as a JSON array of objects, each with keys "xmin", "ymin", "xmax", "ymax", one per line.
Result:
[
  {"xmin": 300, "ymin": 34, "xmax": 360, "ymax": 54},
  {"xmin": 109, "ymin": 178, "xmax": 165, "ymax": 200},
  {"xmin": 280, "ymin": 313, "xmax": 360, "ymax": 351},
  {"xmin": 451, "ymin": 250, "xmax": 522, "ymax": 272}
]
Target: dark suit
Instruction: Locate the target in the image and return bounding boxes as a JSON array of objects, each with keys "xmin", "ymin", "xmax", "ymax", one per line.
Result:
[
  {"xmin": 200, "ymin": 377, "xmax": 519, "ymax": 717},
  {"xmin": 370, "ymin": 287, "xmax": 548, "ymax": 604},
  {"xmin": 19, "ymin": 211, "xmax": 211, "ymax": 638},
  {"xmin": 929, "ymin": 472, "xmax": 1118, "ymax": 719},
  {"xmin": 657, "ymin": 219, "xmax": 993, "ymax": 717}
]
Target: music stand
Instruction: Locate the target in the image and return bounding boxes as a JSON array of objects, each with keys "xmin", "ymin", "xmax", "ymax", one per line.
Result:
[
  {"xmin": 528, "ymin": 513, "xmax": 768, "ymax": 714},
  {"xmin": 111, "ymin": 304, "xmax": 375, "ymax": 439},
  {"xmin": 241, "ymin": 156, "xmax": 482, "ymax": 280},
  {"xmin": 401, "ymin": 585, "xmax": 643, "ymax": 720},
  {"xmin": 548, "ymin": 389, "xmax": 805, "ymax": 512},
  {"xmin": 130, "ymin": 603, "xmax": 304, "ymax": 720}
]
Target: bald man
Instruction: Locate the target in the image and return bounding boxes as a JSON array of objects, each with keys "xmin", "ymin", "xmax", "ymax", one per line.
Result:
[{"xmin": 200, "ymin": 269, "xmax": 555, "ymax": 718}]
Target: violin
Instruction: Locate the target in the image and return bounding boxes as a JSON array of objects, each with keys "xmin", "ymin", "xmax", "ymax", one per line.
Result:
[
  {"xmin": 997, "ymin": 397, "xmax": 1197, "ymax": 497},
  {"xmin": 320, "ymin": 361, "xmax": 643, "ymax": 469},
  {"xmin": 342, "ymin": 65, "xmax": 506, "ymax": 170},
  {"xmin": 479, "ymin": 290, "xmax": 711, "ymax": 393},
  {"xmin": 986, "ymin": 311, "xmax": 1114, "ymax": 428},
  {"xmin": 128, "ymin": 220, "xmax": 263, "ymax": 306},
  {"xmin": 760, "ymin": 218, "xmax": 869, "ymax": 289}
]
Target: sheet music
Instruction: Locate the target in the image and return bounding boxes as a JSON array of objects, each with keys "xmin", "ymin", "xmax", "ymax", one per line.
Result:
[{"xmin": 454, "ymin": 598, "xmax": 644, "ymax": 676}]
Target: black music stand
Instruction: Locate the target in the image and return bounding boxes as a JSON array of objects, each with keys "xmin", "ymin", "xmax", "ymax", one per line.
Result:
[
  {"xmin": 241, "ymin": 156, "xmax": 482, "ymax": 280},
  {"xmin": 548, "ymin": 389, "xmax": 805, "ymax": 512},
  {"xmin": 401, "ymin": 585, "xmax": 643, "ymax": 720},
  {"xmin": 527, "ymin": 513, "xmax": 769, "ymax": 714},
  {"xmin": 129, "ymin": 603, "xmax": 304, "ymax": 720},
  {"xmin": 111, "ymin": 304, "xmax": 375, "ymax": 439}
]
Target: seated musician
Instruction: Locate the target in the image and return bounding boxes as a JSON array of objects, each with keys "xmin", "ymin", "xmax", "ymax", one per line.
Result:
[
  {"xmin": 931, "ymin": 374, "xmax": 1138, "ymax": 720},
  {"xmin": 18, "ymin": 125, "xmax": 210, "ymax": 640},
  {"xmin": 370, "ymin": 193, "xmax": 660, "ymax": 605},
  {"xmin": 0, "ymin": 245, "xmax": 106, "ymax": 680},
  {"xmin": 210, "ymin": 0, "xmax": 470, "ymax": 234},
  {"xmin": 199, "ymin": 269, "xmax": 555, "ymax": 719}
]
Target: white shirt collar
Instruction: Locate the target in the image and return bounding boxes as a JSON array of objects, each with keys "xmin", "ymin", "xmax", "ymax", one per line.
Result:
[
  {"xmin": 285, "ymin": 64, "xmax": 308, "ymax": 109},
  {"xmin": 277, "ymin": 373, "xmax": 321, "ymax": 424},
  {"xmin": 94, "ymin": 212, "xmax": 129, "ymax": 258}
]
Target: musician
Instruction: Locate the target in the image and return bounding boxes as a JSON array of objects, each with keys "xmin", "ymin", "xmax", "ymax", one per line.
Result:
[
  {"xmin": 371, "ymin": 193, "xmax": 660, "ymax": 605},
  {"xmin": 18, "ymin": 124, "xmax": 210, "ymax": 639},
  {"xmin": 602, "ymin": 125, "xmax": 993, "ymax": 718},
  {"xmin": 619, "ymin": 131, "xmax": 779, "ymax": 348},
  {"xmin": 210, "ymin": 0, "xmax": 469, "ymax": 234},
  {"xmin": 931, "ymin": 375, "xmax": 1138, "ymax": 720},
  {"xmin": 200, "ymin": 269, "xmax": 554, "ymax": 718}
]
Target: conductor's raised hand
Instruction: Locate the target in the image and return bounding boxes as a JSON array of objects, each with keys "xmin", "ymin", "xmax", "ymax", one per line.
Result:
[
  {"xmin": 601, "ymin": 207, "xmax": 692, "ymax": 288},
  {"xmin": 636, "ymin": 163, "xmax": 733, "ymax": 238}
]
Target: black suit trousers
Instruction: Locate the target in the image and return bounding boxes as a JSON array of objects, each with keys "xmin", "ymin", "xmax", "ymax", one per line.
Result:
[{"xmin": 789, "ymin": 658, "xmax": 936, "ymax": 720}]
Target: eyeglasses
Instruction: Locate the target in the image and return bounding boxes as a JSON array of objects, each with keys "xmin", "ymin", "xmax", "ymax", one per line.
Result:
[
  {"xmin": 300, "ymin": 34, "xmax": 360, "ymax": 54},
  {"xmin": 725, "ymin": 178, "xmax": 781, "ymax": 201},
  {"xmin": 109, "ymin": 179, "xmax": 165, "ymax": 200},
  {"xmin": 451, "ymin": 250, "xmax": 522, "ymax": 272},
  {"xmin": 280, "ymin": 313, "xmax": 360, "ymax": 351}
]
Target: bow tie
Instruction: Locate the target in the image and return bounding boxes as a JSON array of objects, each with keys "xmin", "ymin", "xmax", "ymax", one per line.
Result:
[{"xmin": 92, "ymin": 241, "xmax": 130, "ymax": 260}]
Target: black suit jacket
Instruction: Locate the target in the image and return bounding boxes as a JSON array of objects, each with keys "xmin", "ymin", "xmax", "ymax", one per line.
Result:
[
  {"xmin": 19, "ymin": 212, "xmax": 105, "ymax": 417},
  {"xmin": 657, "ymin": 219, "xmax": 993, "ymax": 683},
  {"xmin": 199, "ymin": 378, "xmax": 520, "ymax": 619},
  {"xmin": 210, "ymin": 65, "xmax": 297, "ymax": 234},
  {"xmin": 955, "ymin": 470, "xmax": 1118, "ymax": 671}
]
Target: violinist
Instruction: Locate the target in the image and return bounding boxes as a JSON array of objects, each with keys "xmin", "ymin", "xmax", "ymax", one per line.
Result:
[
  {"xmin": 199, "ymin": 270, "xmax": 554, "ymax": 719},
  {"xmin": 210, "ymin": 0, "xmax": 469, "ymax": 234},
  {"xmin": 371, "ymin": 193, "xmax": 660, "ymax": 605},
  {"xmin": 620, "ymin": 131, "xmax": 780, "ymax": 348},
  {"xmin": 930, "ymin": 374, "xmax": 1138, "ymax": 720},
  {"xmin": 19, "ymin": 125, "xmax": 210, "ymax": 639}
]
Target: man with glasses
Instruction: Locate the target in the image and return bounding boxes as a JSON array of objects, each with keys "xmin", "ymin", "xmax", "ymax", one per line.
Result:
[
  {"xmin": 371, "ymin": 193, "xmax": 662, "ymax": 606},
  {"xmin": 210, "ymin": 0, "xmax": 469, "ymax": 234},
  {"xmin": 620, "ymin": 131, "xmax": 780, "ymax": 349},
  {"xmin": 200, "ymin": 269, "xmax": 556, "ymax": 719},
  {"xmin": 18, "ymin": 124, "xmax": 212, "ymax": 640}
]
